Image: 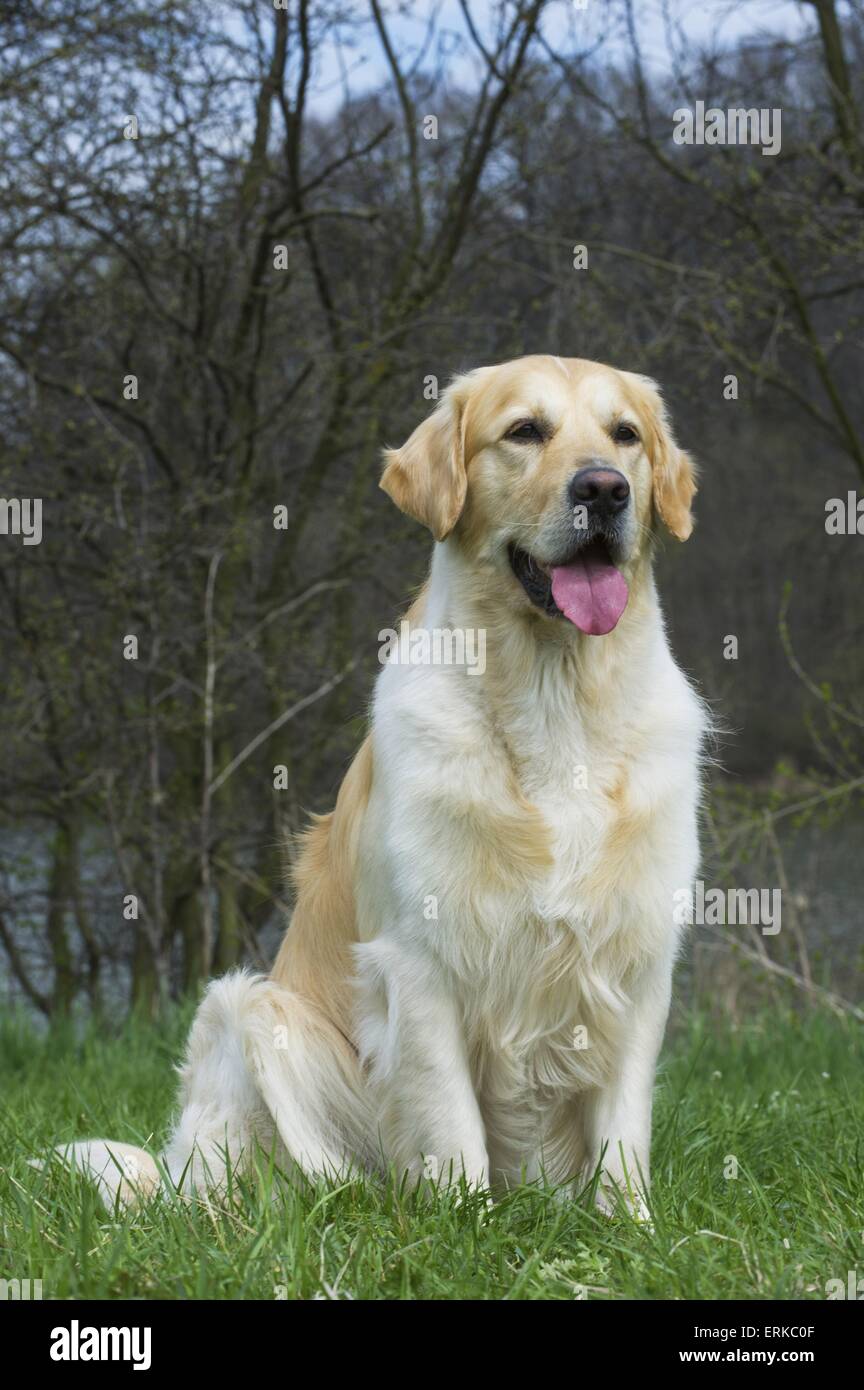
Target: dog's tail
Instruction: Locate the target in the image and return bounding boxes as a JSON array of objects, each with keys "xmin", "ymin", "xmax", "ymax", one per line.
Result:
[{"xmin": 39, "ymin": 1139, "xmax": 161, "ymax": 1209}]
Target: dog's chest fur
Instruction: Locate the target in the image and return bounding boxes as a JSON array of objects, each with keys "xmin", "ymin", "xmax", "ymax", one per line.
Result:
[{"xmin": 364, "ymin": 603, "xmax": 703, "ymax": 1100}]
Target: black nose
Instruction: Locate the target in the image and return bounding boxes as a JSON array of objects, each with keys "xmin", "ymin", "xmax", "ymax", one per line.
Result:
[{"xmin": 568, "ymin": 464, "xmax": 630, "ymax": 517}]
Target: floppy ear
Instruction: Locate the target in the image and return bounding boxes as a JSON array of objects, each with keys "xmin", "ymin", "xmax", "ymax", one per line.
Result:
[
  {"xmin": 639, "ymin": 379, "xmax": 697, "ymax": 541},
  {"xmin": 380, "ymin": 386, "xmax": 468, "ymax": 541},
  {"xmin": 654, "ymin": 437, "xmax": 697, "ymax": 541}
]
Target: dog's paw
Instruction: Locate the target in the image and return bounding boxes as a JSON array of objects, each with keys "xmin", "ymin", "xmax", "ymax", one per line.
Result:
[{"xmin": 595, "ymin": 1183, "xmax": 653, "ymax": 1228}]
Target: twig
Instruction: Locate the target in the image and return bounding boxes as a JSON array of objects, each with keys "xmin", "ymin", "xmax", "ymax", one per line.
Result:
[
  {"xmin": 208, "ymin": 662, "xmax": 356, "ymax": 797},
  {"xmin": 705, "ymin": 926, "xmax": 864, "ymax": 1021},
  {"xmin": 200, "ymin": 551, "xmax": 223, "ymax": 978}
]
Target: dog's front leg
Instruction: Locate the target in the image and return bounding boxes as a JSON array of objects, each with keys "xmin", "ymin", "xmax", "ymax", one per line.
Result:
[
  {"xmin": 582, "ymin": 953, "xmax": 674, "ymax": 1221},
  {"xmin": 354, "ymin": 939, "xmax": 488, "ymax": 1189}
]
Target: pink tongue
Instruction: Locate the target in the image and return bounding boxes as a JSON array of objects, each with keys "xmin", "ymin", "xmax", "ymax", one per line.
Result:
[{"xmin": 550, "ymin": 551, "xmax": 629, "ymax": 635}]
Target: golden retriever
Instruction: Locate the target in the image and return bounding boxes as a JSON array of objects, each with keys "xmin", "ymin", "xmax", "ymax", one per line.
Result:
[{"xmin": 61, "ymin": 355, "xmax": 705, "ymax": 1217}]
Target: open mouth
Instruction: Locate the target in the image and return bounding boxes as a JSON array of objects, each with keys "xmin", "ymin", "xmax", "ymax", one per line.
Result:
[{"xmin": 508, "ymin": 538, "xmax": 629, "ymax": 636}]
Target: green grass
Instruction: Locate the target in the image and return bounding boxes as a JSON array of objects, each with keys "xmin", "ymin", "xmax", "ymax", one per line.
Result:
[{"xmin": 1, "ymin": 1004, "xmax": 862, "ymax": 1300}]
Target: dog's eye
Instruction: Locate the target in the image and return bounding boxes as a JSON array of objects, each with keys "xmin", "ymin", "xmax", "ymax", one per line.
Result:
[
  {"xmin": 613, "ymin": 422, "xmax": 639, "ymax": 445},
  {"xmin": 506, "ymin": 420, "xmax": 544, "ymax": 443}
]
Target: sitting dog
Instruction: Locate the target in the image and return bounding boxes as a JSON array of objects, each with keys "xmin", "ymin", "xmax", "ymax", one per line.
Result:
[{"xmin": 61, "ymin": 355, "xmax": 705, "ymax": 1216}]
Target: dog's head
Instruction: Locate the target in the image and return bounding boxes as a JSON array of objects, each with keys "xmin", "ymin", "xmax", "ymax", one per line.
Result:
[{"xmin": 380, "ymin": 355, "xmax": 696, "ymax": 635}]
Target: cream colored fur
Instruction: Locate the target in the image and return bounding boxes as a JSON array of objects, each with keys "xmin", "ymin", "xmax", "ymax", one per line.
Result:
[{"xmin": 59, "ymin": 356, "xmax": 705, "ymax": 1218}]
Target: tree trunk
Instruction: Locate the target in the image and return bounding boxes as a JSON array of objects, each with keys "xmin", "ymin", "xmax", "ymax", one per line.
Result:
[{"xmin": 46, "ymin": 822, "xmax": 76, "ymax": 1017}]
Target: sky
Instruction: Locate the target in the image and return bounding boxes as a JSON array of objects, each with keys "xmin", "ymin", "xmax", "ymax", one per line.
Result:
[
  {"xmin": 306, "ymin": 0, "xmax": 814, "ymax": 112},
  {"xmin": 627, "ymin": 0, "xmax": 809, "ymax": 57}
]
